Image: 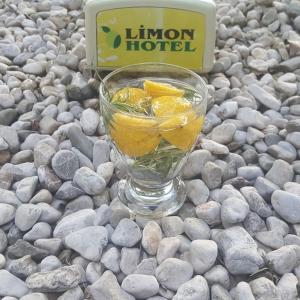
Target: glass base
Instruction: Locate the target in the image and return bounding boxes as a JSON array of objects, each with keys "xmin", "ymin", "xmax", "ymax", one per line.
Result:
[{"xmin": 118, "ymin": 177, "xmax": 187, "ymax": 218}]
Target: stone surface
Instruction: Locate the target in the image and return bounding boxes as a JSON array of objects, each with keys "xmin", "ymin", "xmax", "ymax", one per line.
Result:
[
  {"xmin": 65, "ymin": 226, "xmax": 108, "ymax": 261},
  {"xmin": 26, "ymin": 265, "xmax": 85, "ymax": 292},
  {"xmin": 52, "ymin": 150, "xmax": 79, "ymax": 180},
  {"xmin": 142, "ymin": 221, "xmax": 162, "ymax": 255},
  {"xmin": 0, "ymin": 270, "xmax": 28, "ymax": 298},
  {"xmin": 0, "ymin": 204, "xmax": 15, "ymax": 226}
]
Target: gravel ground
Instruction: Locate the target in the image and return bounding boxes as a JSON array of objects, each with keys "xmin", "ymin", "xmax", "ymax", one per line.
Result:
[{"xmin": 0, "ymin": 0, "xmax": 300, "ymax": 299}]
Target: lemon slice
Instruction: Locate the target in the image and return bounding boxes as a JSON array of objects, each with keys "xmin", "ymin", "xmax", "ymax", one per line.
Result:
[
  {"xmin": 159, "ymin": 113, "xmax": 205, "ymax": 150},
  {"xmin": 152, "ymin": 95, "xmax": 204, "ymax": 151},
  {"xmin": 144, "ymin": 80, "xmax": 184, "ymax": 97},
  {"xmin": 112, "ymin": 87, "xmax": 150, "ymax": 111},
  {"xmin": 110, "ymin": 113, "xmax": 161, "ymax": 157}
]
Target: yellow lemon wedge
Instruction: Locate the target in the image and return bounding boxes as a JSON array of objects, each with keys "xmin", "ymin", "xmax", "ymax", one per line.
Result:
[
  {"xmin": 112, "ymin": 87, "xmax": 150, "ymax": 111},
  {"xmin": 110, "ymin": 113, "xmax": 161, "ymax": 157},
  {"xmin": 159, "ymin": 113, "xmax": 205, "ymax": 151},
  {"xmin": 144, "ymin": 80, "xmax": 184, "ymax": 97},
  {"xmin": 152, "ymin": 95, "xmax": 204, "ymax": 151}
]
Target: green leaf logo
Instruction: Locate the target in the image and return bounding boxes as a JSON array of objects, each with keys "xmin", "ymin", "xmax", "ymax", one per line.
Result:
[
  {"xmin": 101, "ymin": 26, "xmax": 110, "ymax": 33},
  {"xmin": 113, "ymin": 35, "xmax": 121, "ymax": 49},
  {"xmin": 101, "ymin": 25, "xmax": 122, "ymax": 49}
]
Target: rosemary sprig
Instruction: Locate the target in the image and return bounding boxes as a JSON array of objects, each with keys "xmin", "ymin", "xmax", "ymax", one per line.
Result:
[{"xmin": 134, "ymin": 140, "xmax": 186, "ymax": 177}]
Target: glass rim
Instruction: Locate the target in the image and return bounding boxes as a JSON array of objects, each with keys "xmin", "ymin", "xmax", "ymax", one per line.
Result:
[{"xmin": 99, "ymin": 62, "xmax": 208, "ymax": 120}]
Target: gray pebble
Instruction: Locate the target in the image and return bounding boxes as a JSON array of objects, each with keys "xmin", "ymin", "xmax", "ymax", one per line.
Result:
[
  {"xmin": 40, "ymin": 255, "xmax": 62, "ymax": 272},
  {"xmin": 234, "ymin": 282, "xmax": 255, "ymax": 300},
  {"xmin": 134, "ymin": 258, "xmax": 157, "ymax": 276},
  {"xmin": 0, "ymin": 204, "xmax": 15, "ymax": 226},
  {"xmin": 265, "ymin": 245, "xmax": 300, "ymax": 275},
  {"xmin": 38, "ymin": 165, "xmax": 62, "ymax": 193},
  {"xmin": 23, "ymin": 222, "xmax": 52, "ymax": 241},
  {"xmin": 100, "ymin": 247, "xmax": 120, "ymax": 273},
  {"xmin": 173, "ymin": 275, "xmax": 209, "ymax": 300},
  {"xmin": 240, "ymin": 187, "xmax": 272, "ymax": 218},
  {"xmin": 55, "ymin": 181, "xmax": 84, "ymax": 200},
  {"xmin": 211, "ymin": 123, "xmax": 236, "ymax": 144},
  {"xmin": 73, "ymin": 167, "xmax": 106, "ymax": 195},
  {"xmin": 16, "ymin": 176, "xmax": 38, "ymax": 203},
  {"xmin": 52, "ymin": 150, "xmax": 79, "ymax": 180},
  {"xmin": 142, "ymin": 221, "xmax": 162, "ymax": 255},
  {"xmin": 0, "ymin": 229, "xmax": 7, "ymax": 253},
  {"xmin": 53, "ymin": 209, "xmax": 96, "ymax": 238},
  {"xmin": 204, "ymin": 265, "xmax": 230, "ymax": 289},
  {"xmin": 94, "ymin": 204, "xmax": 111, "ymax": 226},
  {"xmin": 277, "ymin": 273, "xmax": 298, "ymax": 300},
  {"xmin": 34, "ymin": 142, "xmax": 56, "ymax": 168},
  {"xmin": 284, "ymin": 234, "xmax": 300, "ymax": 247},
  {"xmin": 111, "ymin": 218, "xmax": 142, "ymax": 247},
  {"xmin": 202, "ymin": 161, "xmax": 222, "ymax": 189},
  {"xmin": 186, "ymin": 179, "xmax": 209, "ymax": 205},
  {"xmin": 155, "ymin": 258, "xmax": 193, "ymax": 291},
  {"xmin": 254, "ymin": 176, "xmax": 279, "ymax": 202},
  {"xmin": 190, "ymin": 240, "xmax": 218, "ymax": 274},
  {"xmin": 120, "ymin": 247, "xmax": 140, "ymax": 275},
  {"xmin": 65, "ymin": 226, "xmax": 108, "ymax": 261},
  {"xmin": 237, "ymin": 166, "xmax": 264, "ymax": 183},
  {"xmin": 8, "ymin": 255, "xmax": 38, "ymax": 279},
  {"xmin": 121, "ymin": 274, "xmax": 159, "ymax": 299},
  {"xmin": 200, "ymin": 139, "xmax": 229, "ymax": 155},
  {"xmin": 211, "ymin": 284, "xmax": 232, "ymax": 300},
  {"xmin": 157, "ymin": 237, "xmax": 181, "ymax": 264},
  {"xmin": 57, "ymin": 286, "xmax": 84, "ymax": 300},
  {"xmin": 0, "ymin": 270, "xmax": 28, "ymax": 298},
  {"xmin": 250, "ymin": 277, "xmax": 281, "ymax": 300},
  {"xmin": 184, "ymin": 218, "xmax": 210, "ymax": 240},
  {"xmin": 266, "ymin": 216, "xmax": 289, "ymax": 236},
  {"xmin": 255, "ymin": 231, "xmax": 284, "ymax": 249},
  {"xmin": 15, "ymin": 204, "xmax": 41, "ymax": 231},
  {"xmin": 80, "ymin": 108, "xmax": 99, "ymax": 136},
  {"xmin": 237, "ymin": 107, "xmax": 269, "ymax": 130},
  {"xmin": 196, "ymin": 201, "xmax": 221, "ymax": 226},
  {"xmin": 86, "ymin": 262, "xmax": 103, "ymax": 284},
  {"xmin": 93, "ymin": 140, "xmax": 110, "ymax": 169},
  {"xmin": 97, "ymin": 162, "xmax": 114, "ymax": 184},
  {"xmin": 33, "ymin": 239, "xmax": 62, "ymax": 256},
  {"xmin": 161, "ymin": 216, "xmax": 184, "ymax": 237},
  {"xmin": 26, "ymin": 265, "xmax": 85, "ymax": 292},
  {"xmin": 87, "ymin": 270, "xmax": 134, "ymax": 300}
]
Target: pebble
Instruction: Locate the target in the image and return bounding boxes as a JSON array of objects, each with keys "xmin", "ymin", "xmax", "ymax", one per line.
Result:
[
  {"xmin": 8, "ymin": 255, "xmax": 38, "ymax": 279},
  {"xmin": 173, "ymin": 275, "xmax": 209, "ymax": 300},
  {"xmin": 53, "ymin": 209, "xmax": 96, "ymax": 238},
  {"xmin": 271, "ymin": 190, "xmax": 300, "ymax": 224},
  {"xmin": 237, "ymin": 166, "xmax": 264, "ymax": 183},
  {"xmin": 134, "ymin": 258, "xmax": 157, "ymax": 276},
  {"xmin": 40, "ymin": 256, "xmax": 62, "ymax": 272},
  {"xmin": 0, "ymin": 204, "xmax": 15, "ymax": 226},
  {"xmin": 0, "ymin": 229, "xmax": 7, "ymax": 253},
  {"xmin": 255, "ymin": 230, "xmax": 284, "ymax": 249},
  {"xmin": 211, "ymin": 284, "xmax": 232, "ymax": 300},
  {"xmin": 266, "ymin": 159, "xmax": 294, "ymax": 188},
  {"xmin": 237, "ymin": 107, "xmax": 269, "ymax": 130},
  {"xmin": 93, "ymin": 140, "xmax": 110, "ymax": 168},
  {"xmin": 34, "ymin": 238, "xmax": 62, "ymax": 256},
  {"xmin": 88, "ymin": 270, "xmax": 134, "ymax": 300},
  {"xmin": 200, "ymin": 139, "xmax": 229, "ymax": 155},
  {"xmin": 0, "ymin": 270, "xmax": 28, "ymax": 298},
  {"xmin": 16, "ymin": 176, "xmax": 38, "ymax": 203},
  {"xmin": 142, "ymin": 221, "xmax": 162, "ymax": 255},
  {"xmin": 23, "ymin": 223, "xmax": 52, "ymax": 241},
  {"xmin": 96, "ymin": 162, "xmax": 114, "ymax": 184},
  {"xmin": 73, "ymin": 167, "xmax": 106, "ymax": 195},
  {"xmin": 38, "ymin": 166, "xmax": 62, "ymax": 193},
  {"xmin": 204, "ymin": 265, "xmax": 230, "ymax": 289},
  {"xmin": 120, "ymin": 247, "xmax": 140, "ymax": 275},
  {"xmin": 0, "ymin": 126, "xmax": 19, "ymax": 153},
  {"xmin": 57, "ymin": 286, "xmax": 84, "ymax": 300},
  {"xmin": 68, "ymin": 126, "xmax": 94, "ymax": 159},
  {"xmin": 183, "ymin": 218, "xmax": 210, "ymax": 240},
  {"xmin": 195, "ymin": 201, "xmax": 222, "ymax": 226},
  {"xmin": 122, "ymin": 274, "xmax": 159, "ymax": 299},
  {"xmin": 221, "ymin": 197, "xmax": 249, "ymax": 227},
  {"xmin": 7, "ymin": 240, "xmax": 49, "ymax": 261},
  {"xmin": 186, "ymin": 179, "xmax": 209, "ymax": 206},
  {"xmin": 240, "ymin": 186, "xmax": 272, "ymax": 218},
  {"xmin": 156, "ymin": 237, "xmax": 181, "ymax": 264},
  {"xmin": 86, "ymin": 262, "xmax": 103, "ymax": 284},
  {"xmin": 80, "ymin": 108, "xmax": 100, "ymax": 136},
  {"xmin": 111, "ymin": 218, "xmax": 142, "ymax": 247},
  {"xmin": 277, "ymin": 273, "xmax": 298, "ymax": 300},
  {"xmin": 189, "ymin": 240, "xmax": 218, "ymax": 274},
  {"xmin": 20, "ymin": 293, "xmax": 49, "ymax": 300},
  {"xmin": 202, "ymin": 162, "xmax": 222, "ymax": 189},
  {"xmin": 155, "ymin": 258, "xmax": 193, "ymax": 291},
  {"xmin": 211, "ymin": 123, "xmax": 236, "ymax": 144},
  {"xmin": 250, "ymin": 277, "xmax": 281, "ymax": 300},
  {"xmin": 52, "ymin": 150, "xmax": 79, "ymax": 180},
  {"xmin": 65, "ymin": 226, "xmax": 108, "ymax": 261},
  {"xmin": 26, "ymin": 265, "xmax": 85, "ymax": 292},
  {"xmin": 34, "ymin": 142, "xmax": 56, "ymax": 168},
  {"xmin": 213, "ymin": 226, "xmax": 263, "ymax": 274},
  {"xmin": 248, "ymin": 84, "xmax": 281, "ymax": 111},
  {"xmin": 161, "ymin": 216, "xmax": 184, "ymax": 237},
  {"xmin": 55, "ymin": 181, "xmax": 84, "ymax": 200},
  {"xmin": 234, "ymin": 282, "xmax": 255, "ymax": 300},
  {"xmin": 100, "ymin": 247, "xmax": 120, "ymax": 273},
  {"xmin": 182, "ymin": 150, "xmax": 213, "ymax": 179},
  {"xmin": 254, "ymin": 176, "xmax": 279, "ymax": 202},
  {"xmin": 15, "ymin": 204, "xmax": 42, "ymax": 231}
]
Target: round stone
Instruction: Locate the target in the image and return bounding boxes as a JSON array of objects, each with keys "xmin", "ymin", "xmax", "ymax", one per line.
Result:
[{"xmin": 52, "ymin": 150, "xmax": 79, "ymax": 180}]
